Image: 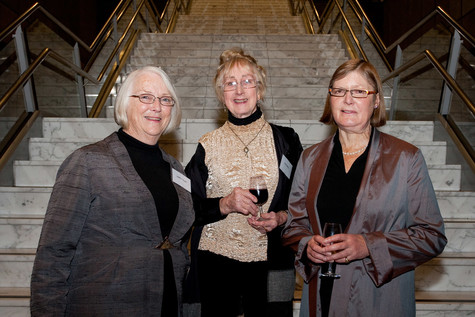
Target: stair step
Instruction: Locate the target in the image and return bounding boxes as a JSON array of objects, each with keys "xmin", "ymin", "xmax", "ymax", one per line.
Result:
[
  {"xmin": 12, "ymin": 159, "xmax": 461, "ymax": 190},
  {"xmin": 0, "ymin": 187, "xmax": 51, "ymax": 216},
  {"xmin": 2, "ymin": 189, "xmax": 473, "ymax": 222},
  {"xmin": 139, "ymin": 33, "xmax": 341, "ymax": 43},
  {"xmin": 436, "ymin": 191, "xmax": 475, "ymax": 219},
  {"xmin": 28, "ymin": 136, "xmax": 448, "ymax": 166},
  {"xmin": 0, "ymin": 287, "xmax": 30, "ymax": 298},
  {"xmin": 40, "ymin": 118, "xmax": 437, "ymax": 142},
  {"xmin": 416, "ymin": 291, "xmax": 475, "ymax": 302},
  {"xmin": 0, "ymin": 249, "xmax": 36, "ymax": 288},
  {"xmin": 415, "ymin": 252, "xmax": 475, "ymax": 292}
]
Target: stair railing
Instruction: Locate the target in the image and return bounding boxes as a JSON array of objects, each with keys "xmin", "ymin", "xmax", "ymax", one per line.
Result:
[
  {"xmin": 0, "ymin": 0, "xmax": 188, "ymax": 175},
  {"xmin": 291, "ymin": 0, "xmax": 475, "ymax": 177},
  {"xmin": 381, "ymin": 49, "xmax": 475, "ymax": 173}
]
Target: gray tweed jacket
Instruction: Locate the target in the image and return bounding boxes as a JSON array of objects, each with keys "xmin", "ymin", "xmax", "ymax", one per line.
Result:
[{"xmin": 30, "ymin": 133, "xmax": 194, "ymax": 316}]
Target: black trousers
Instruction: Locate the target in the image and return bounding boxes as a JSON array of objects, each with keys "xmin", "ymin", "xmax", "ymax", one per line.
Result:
[{"xmin": 197, "ymin": 250, "xmax": 268, "ymax": 317}]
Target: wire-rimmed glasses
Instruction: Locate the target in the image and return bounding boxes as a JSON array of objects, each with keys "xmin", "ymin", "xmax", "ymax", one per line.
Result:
[
  {"xmin": 130, "ymin": 93, "xmax": 175, "ymax": 106},
  {"xmin": 222, "ymin": 78, "xmax": 258, "ymax": 92},
  {"xmin": 328, "ymin": 88, "xmax": 377, "ymax": 98}
]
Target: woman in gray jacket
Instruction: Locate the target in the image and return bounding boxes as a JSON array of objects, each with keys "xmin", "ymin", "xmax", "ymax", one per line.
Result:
[
  {"xmin": 282, "ymin": 59, "xmax": 447, "ymax": 317},
  {"xmin": 30, "ymin": 66, "xmax": 194, "ymax": 316}
]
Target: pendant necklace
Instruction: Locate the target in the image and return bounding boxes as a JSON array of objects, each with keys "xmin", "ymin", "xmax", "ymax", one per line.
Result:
[{"xmin": 227, "ymin": 121, "xmax": 266, "ymax": 157}]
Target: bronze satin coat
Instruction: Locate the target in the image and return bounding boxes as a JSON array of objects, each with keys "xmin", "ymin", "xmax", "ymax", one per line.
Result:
[{"xmin": 282, "ymin": 128, "xmax": 447, "ymax": 317}]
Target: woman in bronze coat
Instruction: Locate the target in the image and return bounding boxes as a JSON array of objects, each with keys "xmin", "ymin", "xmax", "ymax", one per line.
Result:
[{"xmin": 282, "ymin": 59, "xmax": 447, "ymax": 317}]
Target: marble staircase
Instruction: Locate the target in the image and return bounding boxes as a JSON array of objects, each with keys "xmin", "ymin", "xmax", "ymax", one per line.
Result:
[
  {"xmin": 1, "ymin": 0, "xmax": 474, "ymax": 315},
  {"xmin": 127, "ymin": 33, "xmax": 348, "ymax": 121},
  {"xmin": 173, "ymin": 0, "xmax": 306, "ymax": 34},
  {"xmin": 1, "ymin": 118, "xmax": 474, "ymax": 316}
]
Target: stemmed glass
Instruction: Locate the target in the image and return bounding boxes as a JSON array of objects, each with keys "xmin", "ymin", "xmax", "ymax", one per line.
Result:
[
  {"xmin": 319, "ymin": 222, "xmax": 343, "ymax": 278},
  {"xmin": 249, "ymin": 176, "xmax": 268, "ymax": 218}
]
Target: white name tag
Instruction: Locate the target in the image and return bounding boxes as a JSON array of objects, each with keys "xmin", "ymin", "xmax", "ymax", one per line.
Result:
[
  {"xmin": 172, "ymin": 168, "xmax": 191, "ymax": 192},
  {"xmin": 280, "ymin": 154, "xmax": 293, "ymax": 179}
]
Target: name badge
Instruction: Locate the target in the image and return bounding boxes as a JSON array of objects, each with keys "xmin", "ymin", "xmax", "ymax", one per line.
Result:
[
  {"xmin": 172, "ymin": 168, "xmax": 191, "ymax": 192},
  {"xmin": 280, "ymin": 155, "xmax": 293, "ymax": 179}
]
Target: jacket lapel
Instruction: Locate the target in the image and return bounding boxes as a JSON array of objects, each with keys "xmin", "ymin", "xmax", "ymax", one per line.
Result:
[
  {"xmin": 305, "ymin": 135, "xmax": 334, "ymax": 317},
  {"xmin": 160, "ymin": 149, "xmax": 194, "ymax": 245}
]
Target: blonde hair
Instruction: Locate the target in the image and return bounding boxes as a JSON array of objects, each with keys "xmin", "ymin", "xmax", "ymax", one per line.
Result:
[
  {"xmin": 214, "ymin": 47, "xmax": 267, "ymax": 104},
  {"xmin": 114, "ymin": 66, "xmax": 182, "ymax": 134},
  {"xmin": 320, "ymin": 59, "xmax": 386, "ymax": 127}
]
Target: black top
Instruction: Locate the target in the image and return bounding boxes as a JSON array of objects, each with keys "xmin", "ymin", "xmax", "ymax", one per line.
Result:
[
  {"xmin": 118, "ymin": 129, "xmax": 180, "ymax": 316},
  {"xmin": 317, "ymin": 129, "xmax": 371, "ymax": 231},
  {"xmin": 117, "ymin": 129, "xmax": 178, "ymax": 237},
  {"xmin": 317, "ymin": 128, "xmax": 372, "ymax": 317}
]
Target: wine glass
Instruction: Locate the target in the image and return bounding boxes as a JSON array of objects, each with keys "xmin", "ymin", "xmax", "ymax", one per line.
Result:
[
  {"xmin": 319, "ymin": 222, "xmax": 343, "ymax": 278},
  {"xmin": 249, "ymin": 176, "xmax": 268, "ymax": 218}
]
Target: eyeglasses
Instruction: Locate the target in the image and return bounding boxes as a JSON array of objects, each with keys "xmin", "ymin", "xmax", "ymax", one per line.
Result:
[
  {"xmin": 222, "ymin": 78, "xmax": 258, "ymax": 92},
  {"xmin": 130, "ymin": 94, "xmax": 175, "ymax": 107},
  {"xmin": 329, "ymin": 88, "xmax": 377, "ymax": 98}
]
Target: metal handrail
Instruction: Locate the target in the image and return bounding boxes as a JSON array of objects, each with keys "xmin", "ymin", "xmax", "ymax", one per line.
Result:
[
  {"xmin": 330, "ymin": 0, "xmax": 368, "ymax": 61},
  {"xmin": 385, "ymin": 6, "xmax": 475, "ymax": 54},
  {"xmin": 0, "ymin": 3, "xmax": 90, "ymax": 49},
  {"xmin": 343, "ymin": 0, "xmax": 392, "ymax": 71},
  {"xmin": 306, "ymin": 1, "xmax": 474, "ymax": 72},
  {"xmin": 0, "ymin": 48, "xmax": 99, "ymax": 113},
  {"xmin": 381, "ymin": 49, "xmax": 475, "ymax": 169},
  {"xmin": 88, "ymin": 29, "xmax": 140, "ymax": 118},
  {"xmin": 1, "ymin": 0, "xmax": 162, "ymax": 76},
  {"xmin": 382, "ymin": 50, "xmax": 475, "ymax": 116},
  {"xmin": 0, "ymin": 0, "xmax": 184, "ymax": 176},
  {"xmin": 301, "ymin": 0, "xmax": 475, "ymax": 173}
]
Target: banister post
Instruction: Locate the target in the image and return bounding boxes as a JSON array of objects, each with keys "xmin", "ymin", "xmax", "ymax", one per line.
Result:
[
  {"xmin": 389, "ymin": 45, "xmax": 402, "ymax": 120},
  {"xmin": 13, "ymin": 26, "xmax": 36, "ymax": 113},
  {"xmin": 439, "ymin": 31, "xmax": 461, "ymax": 116},
  {"xmin": 73, "ymin": 43, "xmax": 88, "ymax": 117}
]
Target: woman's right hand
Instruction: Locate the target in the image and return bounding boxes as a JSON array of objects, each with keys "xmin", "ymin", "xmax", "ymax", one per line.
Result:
[
  {"xmin": 219, "ymin": 187, "xmax": 258, "ymax": 216},
  {"xmin": 306, "ymin": 235, "xmax": 330, "ymax": 264}
]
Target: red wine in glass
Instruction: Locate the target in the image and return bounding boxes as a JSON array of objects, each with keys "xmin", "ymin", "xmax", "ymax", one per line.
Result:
[
  {"xmin": 249, "ymin": 176, "xmax": 268, "ymax": 218},
  {"xmin": 249, "ymin": 188, "xmax": 268, "ymax": 206}
]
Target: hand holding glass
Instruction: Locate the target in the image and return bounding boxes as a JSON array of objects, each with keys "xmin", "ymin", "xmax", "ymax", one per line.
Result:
[
  {"xmin": 319, "ymin": 222, "xmax": 343, "ymax": 278},
  {"xmin": 249, "ymin": 176, "xmax": 268, "ymax": 218}
]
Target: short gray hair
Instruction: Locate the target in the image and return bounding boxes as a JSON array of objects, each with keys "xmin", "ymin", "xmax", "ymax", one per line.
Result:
[{"xmin": 114, "ymin": 66, "xmax": 182, "ymax": 134}]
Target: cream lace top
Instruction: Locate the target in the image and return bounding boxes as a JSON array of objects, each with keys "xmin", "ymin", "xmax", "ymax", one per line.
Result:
[{"xmin": 198, "ymin": 116, "xmax": 279, "ymax": 262}]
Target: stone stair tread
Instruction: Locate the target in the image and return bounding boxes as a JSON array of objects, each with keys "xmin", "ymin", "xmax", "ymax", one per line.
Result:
[
  {"xmin": 438, "ymin": 251, "xmax": 475, "ymax": 258},
  {"xmin": 28, "ymin": 137, "xmax": 447, "ymax": 146},
  {"xmin": 0, "ymin": 249, "xmax": 36, "ymax": 255},
  {"xmin": 0, "ymin": 288, "xmax": 30, "ymax": 298},
  {"xmin": 415, "ymin": 291, "xmax": 475, "ymax": 302},
  {"xmin": 2, "ymin": 289, "xmax": 474, "ymax": 302}
]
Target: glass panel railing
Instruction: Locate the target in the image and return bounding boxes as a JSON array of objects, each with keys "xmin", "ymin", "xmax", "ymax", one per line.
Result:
[
  {"xmin": 0, "ymin": 40, "xmax": 18, "ymax": 98},
  {"xmin": 389, "ymin": 65, "xmax": 446, "ymax": 121},
  {"xmin": 448, "ymin": 89, "xmax": 475, "ymax": 154},
  {"xmin": 401, "ymin": 24, "xmax": 453, "ymax": 63},
  {"xmin": 457, "ymin": 44, "xmax": 475, "ymax": 109}
]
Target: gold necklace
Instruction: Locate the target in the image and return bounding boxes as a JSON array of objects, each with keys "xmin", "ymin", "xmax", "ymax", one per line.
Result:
[{"xmin": 227, "ymin": 121, "xmax": 266, "ymax": 157}]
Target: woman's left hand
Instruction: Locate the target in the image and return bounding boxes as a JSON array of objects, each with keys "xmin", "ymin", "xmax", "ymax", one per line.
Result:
[
  {"xmin": 247, "ymin": 211, "xmax": 287, "ymax": 234},
  {"xmin": 321, "ymin": 233, "xmax": 370, "ymax": 263}
]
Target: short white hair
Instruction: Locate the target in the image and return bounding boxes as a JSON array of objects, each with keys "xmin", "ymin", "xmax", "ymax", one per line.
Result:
[{"xmin": 114, "ymin": 66, "xmax": 182, "ymax": 134}]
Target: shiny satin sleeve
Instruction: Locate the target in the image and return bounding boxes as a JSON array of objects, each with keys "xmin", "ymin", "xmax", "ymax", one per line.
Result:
[
  {"xmin": 362, "ymin": 149, "xmax": 447, "ymax": 286},
  {"xmin": 282, "ymin": 149, "xmax": 320, "ymax": 282}
]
